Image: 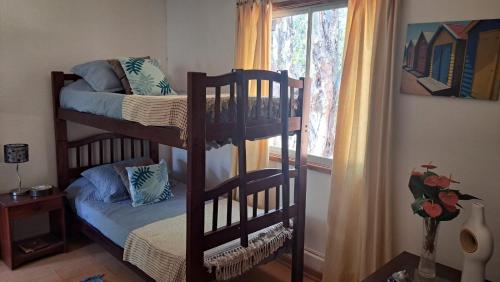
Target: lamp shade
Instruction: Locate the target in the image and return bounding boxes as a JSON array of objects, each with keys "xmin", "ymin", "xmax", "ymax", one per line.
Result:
[{"xmin": 4, "ymin": 144, "xmax": 29, "ymax": 163}]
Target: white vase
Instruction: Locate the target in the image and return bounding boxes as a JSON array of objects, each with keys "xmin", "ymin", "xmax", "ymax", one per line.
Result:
[{"xmin": 460, "ymin": 202, "xmax": 494, "ymax": 282}]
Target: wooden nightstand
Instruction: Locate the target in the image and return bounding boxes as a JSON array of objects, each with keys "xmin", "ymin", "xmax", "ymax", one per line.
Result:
[{"xmin": 0, "ymin": 189, "xmax": 66, "ymax": 269}]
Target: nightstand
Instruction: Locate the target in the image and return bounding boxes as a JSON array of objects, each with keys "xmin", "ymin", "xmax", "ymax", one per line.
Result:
[{"xmin": 0, "ymin": 189, "xmax": 66, "ymax": 269}]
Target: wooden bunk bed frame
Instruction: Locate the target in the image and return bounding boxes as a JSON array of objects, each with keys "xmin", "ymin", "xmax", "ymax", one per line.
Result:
[{"xmin": 51, "ymin": 69, "xmax": 311, "ymax": 282}]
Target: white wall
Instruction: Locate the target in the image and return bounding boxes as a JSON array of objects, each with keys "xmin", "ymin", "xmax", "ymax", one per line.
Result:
[
  {"xmin": 393, "ymin": 1, "xmax": 500, "ymax": 281},
  {"xmin": 166, "ymin": 0, "xmax": 236, "ymax": 92},
  {"xmin": 165, "ymin": 0, "xmax": 236, "ymax": 188},
  {"xmin": 0, "ymin": 0, "xmax": 167, "ymax": 191},
  {"xmin": 0, "ymin": 0, "xmax": 167, "ymax": 238},
  {"xmin": 165, "ymin": 0, "xmax": 332, "ymax": 272}
]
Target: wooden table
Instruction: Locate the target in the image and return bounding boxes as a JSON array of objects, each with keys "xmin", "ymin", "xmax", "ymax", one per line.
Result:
[
  {"xmin": 363, "ymin": 251, "xmax": 466, "ymax": 282},
  {"xmin": 0, "ymin": 190, "xmax": 66, "ymax": 269}
]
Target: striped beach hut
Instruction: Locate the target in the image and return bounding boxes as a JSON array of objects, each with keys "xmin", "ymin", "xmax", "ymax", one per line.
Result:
[
  {"xmin": 459, "ymin": 19, "xmax": 500, "ymax": 100},
  {"xmin": 417, "ymin": 23, "xmax": 467, "ymax": 96},
  {"xmin": 405, "ymin": 40, "xmax": 415, "ymax": 69},
  {"xmin": 413, "ymin": 31, "xmax": 434, "ymax": 76}
]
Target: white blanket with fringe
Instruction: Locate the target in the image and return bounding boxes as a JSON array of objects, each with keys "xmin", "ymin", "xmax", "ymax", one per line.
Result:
[
  {"xmin": 123, "ymin": 199, "xmax": 293, "ymax": 281},
  {"xmin": 122, "ymin": 94, "xmax": 288, "ymax": 148}
]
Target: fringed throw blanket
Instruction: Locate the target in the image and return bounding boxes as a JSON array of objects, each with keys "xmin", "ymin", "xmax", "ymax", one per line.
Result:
[
  {"xmin": 123, "ymin": 199, "xmax": 293, "ymax": 281},
  {"xmin": 122, "ymin": 94, "xmax": 296, "ymax": 148}
]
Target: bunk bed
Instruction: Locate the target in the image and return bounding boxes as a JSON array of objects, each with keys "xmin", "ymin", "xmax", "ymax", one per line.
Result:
[{"xmin": 51, "ymin": 69, "xmax": 311, "ymax": 282}]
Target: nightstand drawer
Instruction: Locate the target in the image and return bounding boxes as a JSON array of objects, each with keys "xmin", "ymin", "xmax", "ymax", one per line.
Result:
[{"xmin": 9, "ymin": 198, "xmax": 62, "ymax": 218}]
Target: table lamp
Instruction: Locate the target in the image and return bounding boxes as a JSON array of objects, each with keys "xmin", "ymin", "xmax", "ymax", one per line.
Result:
[{"xmin": 4, "ymin": 144, "xmax": 30, "ymax": 197}]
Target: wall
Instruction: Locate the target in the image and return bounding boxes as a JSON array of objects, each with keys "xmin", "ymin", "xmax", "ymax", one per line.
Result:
[
  {"xmin": 165, "ymin": 0, "xmax": 332, "ymax": 272},
  {"xmin": 165, "ymin": 0, "xmax": 236, "ymax": 188},
  {"xmin": 0, "ymin": 0, "xmax": 167, "ymax": 237},
  {"xmin": 0, "ymin": 0, "xmax": 167, "ymax": 190},
  {"xmin": 393, "ymin": 1, "xmax": 500, "ymax": 281}
]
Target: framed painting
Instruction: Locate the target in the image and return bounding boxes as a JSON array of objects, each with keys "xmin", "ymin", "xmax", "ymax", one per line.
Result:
[{"xmin": 401, "ymin": 19, "xmax": 500, "ymax": 100}]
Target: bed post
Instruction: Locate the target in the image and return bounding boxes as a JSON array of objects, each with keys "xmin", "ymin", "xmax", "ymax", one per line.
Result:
[
  {"xmin": 291, "ymin": 77, "xmax": 311, "ymax": 282},
  {"xmin": 51, "ymin": 71, "xmax": 70, "ymax": 189},
  {"xmin": 149, "ymin": 142, "xmax": 159, "ymax": 163},
  {"xmin": 186, "ymin": 72, "xmax": 207, "ymax": 282}
]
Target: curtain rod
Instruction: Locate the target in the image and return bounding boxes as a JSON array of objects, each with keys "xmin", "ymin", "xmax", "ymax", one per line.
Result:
[{"xmin": 272, "ymin": 0, "xmax": 337, "ymax": 11}]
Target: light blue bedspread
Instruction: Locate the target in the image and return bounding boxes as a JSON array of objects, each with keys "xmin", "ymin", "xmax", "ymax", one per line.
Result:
[
  {"xmin": 60, "ymin": 79, "xmax": 124, "ymax": 119},
  {"xmin": 66, "ymin": 177, "xmax": 187, "ymax": 247}
]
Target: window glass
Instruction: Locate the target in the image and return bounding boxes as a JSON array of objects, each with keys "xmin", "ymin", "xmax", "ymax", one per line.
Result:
[
  {"xmin": 270, "ymin": 7, "xmax": 348, "ymax": 159},
  {"xmin": 308, "ymin": 8, "xmax": 347, "ymax": 157}
]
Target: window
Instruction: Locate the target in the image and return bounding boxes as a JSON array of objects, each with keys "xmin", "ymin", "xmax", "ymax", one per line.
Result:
[{"xmin": 270, "ymin": 4, "xmax": 348, "ymax": 162}]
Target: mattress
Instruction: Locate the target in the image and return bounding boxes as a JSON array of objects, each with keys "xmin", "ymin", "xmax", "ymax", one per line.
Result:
[
  {"xmin": 66, "ymin": 177, "xmax": 293, "ymax": 281},
  {"xmin": 60, "ymin": 79, "xmax": 288, "ymax": 147},
  {"xmin": 66, "ymin": 177, "xmax": 187, "ymax": 247},
  {"xmin": 60, "ymin": 79, "xmax": 124, "ymax": 119}
]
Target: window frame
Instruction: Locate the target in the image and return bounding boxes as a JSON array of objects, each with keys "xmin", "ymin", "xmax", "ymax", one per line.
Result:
[{"xmin": 269, "ymin": 0, "xmax": 348, "ymax": 174}]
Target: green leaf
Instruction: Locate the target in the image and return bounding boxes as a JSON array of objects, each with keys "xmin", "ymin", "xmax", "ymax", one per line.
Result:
[
  {"xmin": 156, "ymin": 79, "xmax": 172, "ymax": 95},
  {"xmin": 409, "ymin": 175, "xmax": 440, "ymax": 201},
  {"xmin": 131, "ymin": 167, "xmax": 154, "ymax": 189},
  {"xmin": 158, "ymin": 183, "xmax": 174, "ymax": 201},
  {"xmin": 125, "ymin": 58, "xmax": 145, "ymax": 75},
  {"xmin": 131, "ymin": 73, "xmax": 155, "ymax": 95},
  {"xmin": 411, "ymin": 196, "xmax": 426, "ymax": 214},
  {"xmin": 458, "ymin": 193, "xmax": 480, "ymax": 200},
  {"xmin": 424, "ymin": 171, "xmax": 438, "ymax": 177},
  {"xmin": 436, "ymin": 208, "xmax": 460, "ymax": 221},
  {"xmin": 417, "ymin": 210, "xmax": 429, "ymax": 218},
  {"xmin": 409, "ymin": 175, "xmax": 425, "ymax": 199}
]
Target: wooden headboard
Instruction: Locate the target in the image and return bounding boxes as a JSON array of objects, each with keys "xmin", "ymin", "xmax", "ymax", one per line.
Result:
[
  {"xmin": 52, "ymin": 72, "xmax": 159, "ymax": 189},
  {"xmin": 65, "ymin": 133, "xmax": 159, "ymax": 185}
]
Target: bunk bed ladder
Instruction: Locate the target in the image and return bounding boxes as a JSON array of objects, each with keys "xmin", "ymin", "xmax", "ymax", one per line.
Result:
[{"xmin": 185, "ymin": 70, "xmax": 309, "ymax": 282}]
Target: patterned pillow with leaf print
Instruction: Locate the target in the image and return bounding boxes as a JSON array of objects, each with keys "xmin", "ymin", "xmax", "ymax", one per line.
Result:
[
  {"xmin": 126, "ymin": 159, "xmax": 174, "ymax": 207},
  {"xmin": 118, "ymin": 57, "xmax": 176, "ymax": 96}
]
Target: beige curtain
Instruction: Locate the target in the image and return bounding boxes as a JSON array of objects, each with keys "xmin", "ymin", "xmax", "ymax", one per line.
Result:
[
  {"xmin": 232, "ymin": 0, "xmax": 272, "ymax": 176},
  {"xmin": 323, "ymin": 0, "xmax": 398, "ymax": 281}
]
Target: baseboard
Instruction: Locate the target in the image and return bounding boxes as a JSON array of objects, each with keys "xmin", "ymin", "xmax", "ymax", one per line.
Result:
[{"xmin": 278, "ymin": 249, "xmax": 324, "ymax": 281}]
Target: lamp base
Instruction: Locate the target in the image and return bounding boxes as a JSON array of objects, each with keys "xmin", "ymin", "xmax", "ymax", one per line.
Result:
[{"xmin": 10, "ymin": 188, "xmax": 30, "ymax": 197}]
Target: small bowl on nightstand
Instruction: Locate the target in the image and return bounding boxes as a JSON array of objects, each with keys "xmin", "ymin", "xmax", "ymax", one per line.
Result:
[{"xmin": 30, "ymin": 184, "xmax": 54, "ymax": 198}]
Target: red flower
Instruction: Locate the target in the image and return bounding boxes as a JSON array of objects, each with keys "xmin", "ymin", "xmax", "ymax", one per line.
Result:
[
  {"xmin": 411, "ymin": 170, "xmax": 423, "ymax": 176},
  {"xmin": 421, "ymin": 163, "xmax": 437, "ymax": 170},
  {"xmin": 439, "ymin": 191, "xmax": 458, "ymax": 206},
  {"xmin": 444, "ymin": 204, "xmax": 458, "ymax": 213},
  {"xmin": 424, "ymin": 175, "xmax": 439, "ymax": 187},
  {"xmin": 422, "ymin": 201, "xmax": 443, "ymax": 218},
  {"xmin": 436, "ymin": 176, "xmax": 451, "ymax": 188},
  {"xmin": 424, "ymin": 175, "xmax": 451, "ymax": 188}
]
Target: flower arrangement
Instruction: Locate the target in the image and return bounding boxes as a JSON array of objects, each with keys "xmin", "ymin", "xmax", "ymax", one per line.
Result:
[
  {"xmin": 409, "ymin": 162, "xmax": 478, "ymax": 279},
  {"xmin": 409, "ymin": 163, "xmax": 478, "ymax": 221}
]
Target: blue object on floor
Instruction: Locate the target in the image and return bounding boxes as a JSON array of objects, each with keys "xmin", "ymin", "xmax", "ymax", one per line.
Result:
[{"xmin": 81, "ymin": 274, "xmax": 104, "ymax": 282}]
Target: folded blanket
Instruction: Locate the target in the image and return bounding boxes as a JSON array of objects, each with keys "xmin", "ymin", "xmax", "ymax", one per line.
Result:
[
  {"xmin": 122, "ymin": 94, "xmax": 287, "ymax": 148},
  {"xmin": 123, "ymin": 199, "xmax": 293, "ymax": 281}
]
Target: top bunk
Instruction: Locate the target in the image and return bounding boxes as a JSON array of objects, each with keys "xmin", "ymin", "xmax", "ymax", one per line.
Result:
[{"xmin": 52, "ymin": 70, "xmax": 310, "ymax": 150}]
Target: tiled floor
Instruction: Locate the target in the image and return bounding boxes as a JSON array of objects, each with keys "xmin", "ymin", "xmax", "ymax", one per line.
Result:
[{"xmin": 0, "ymin": 237, "xmax": 317, "ymax": 282}]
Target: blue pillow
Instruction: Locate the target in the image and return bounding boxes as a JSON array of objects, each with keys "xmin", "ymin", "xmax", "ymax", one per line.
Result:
[
  {"xmin": 71, "ymin": 60, "xmax": 123, "ymax": 92},
  {"xmin": 66, "ymin": 177, "xmax": 95, "ymax": 201},
  {"xmin": 126, "ymin": 159, "xmax": 174, "ymax": 207},
  {"xmin": 81, "ymin": 158, "xmax": 151, "ymax": 203}
]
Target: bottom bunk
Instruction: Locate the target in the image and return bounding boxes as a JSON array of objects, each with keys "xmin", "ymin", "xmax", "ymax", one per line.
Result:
[{"xmin": 66, "ymin": 177, "xmax": 293, "ymax": 281}]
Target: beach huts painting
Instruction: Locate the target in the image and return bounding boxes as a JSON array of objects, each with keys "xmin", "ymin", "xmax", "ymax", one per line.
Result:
[{"xmin": 401, "ymin": 19, "xmax": 500, "ymax": 100}]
